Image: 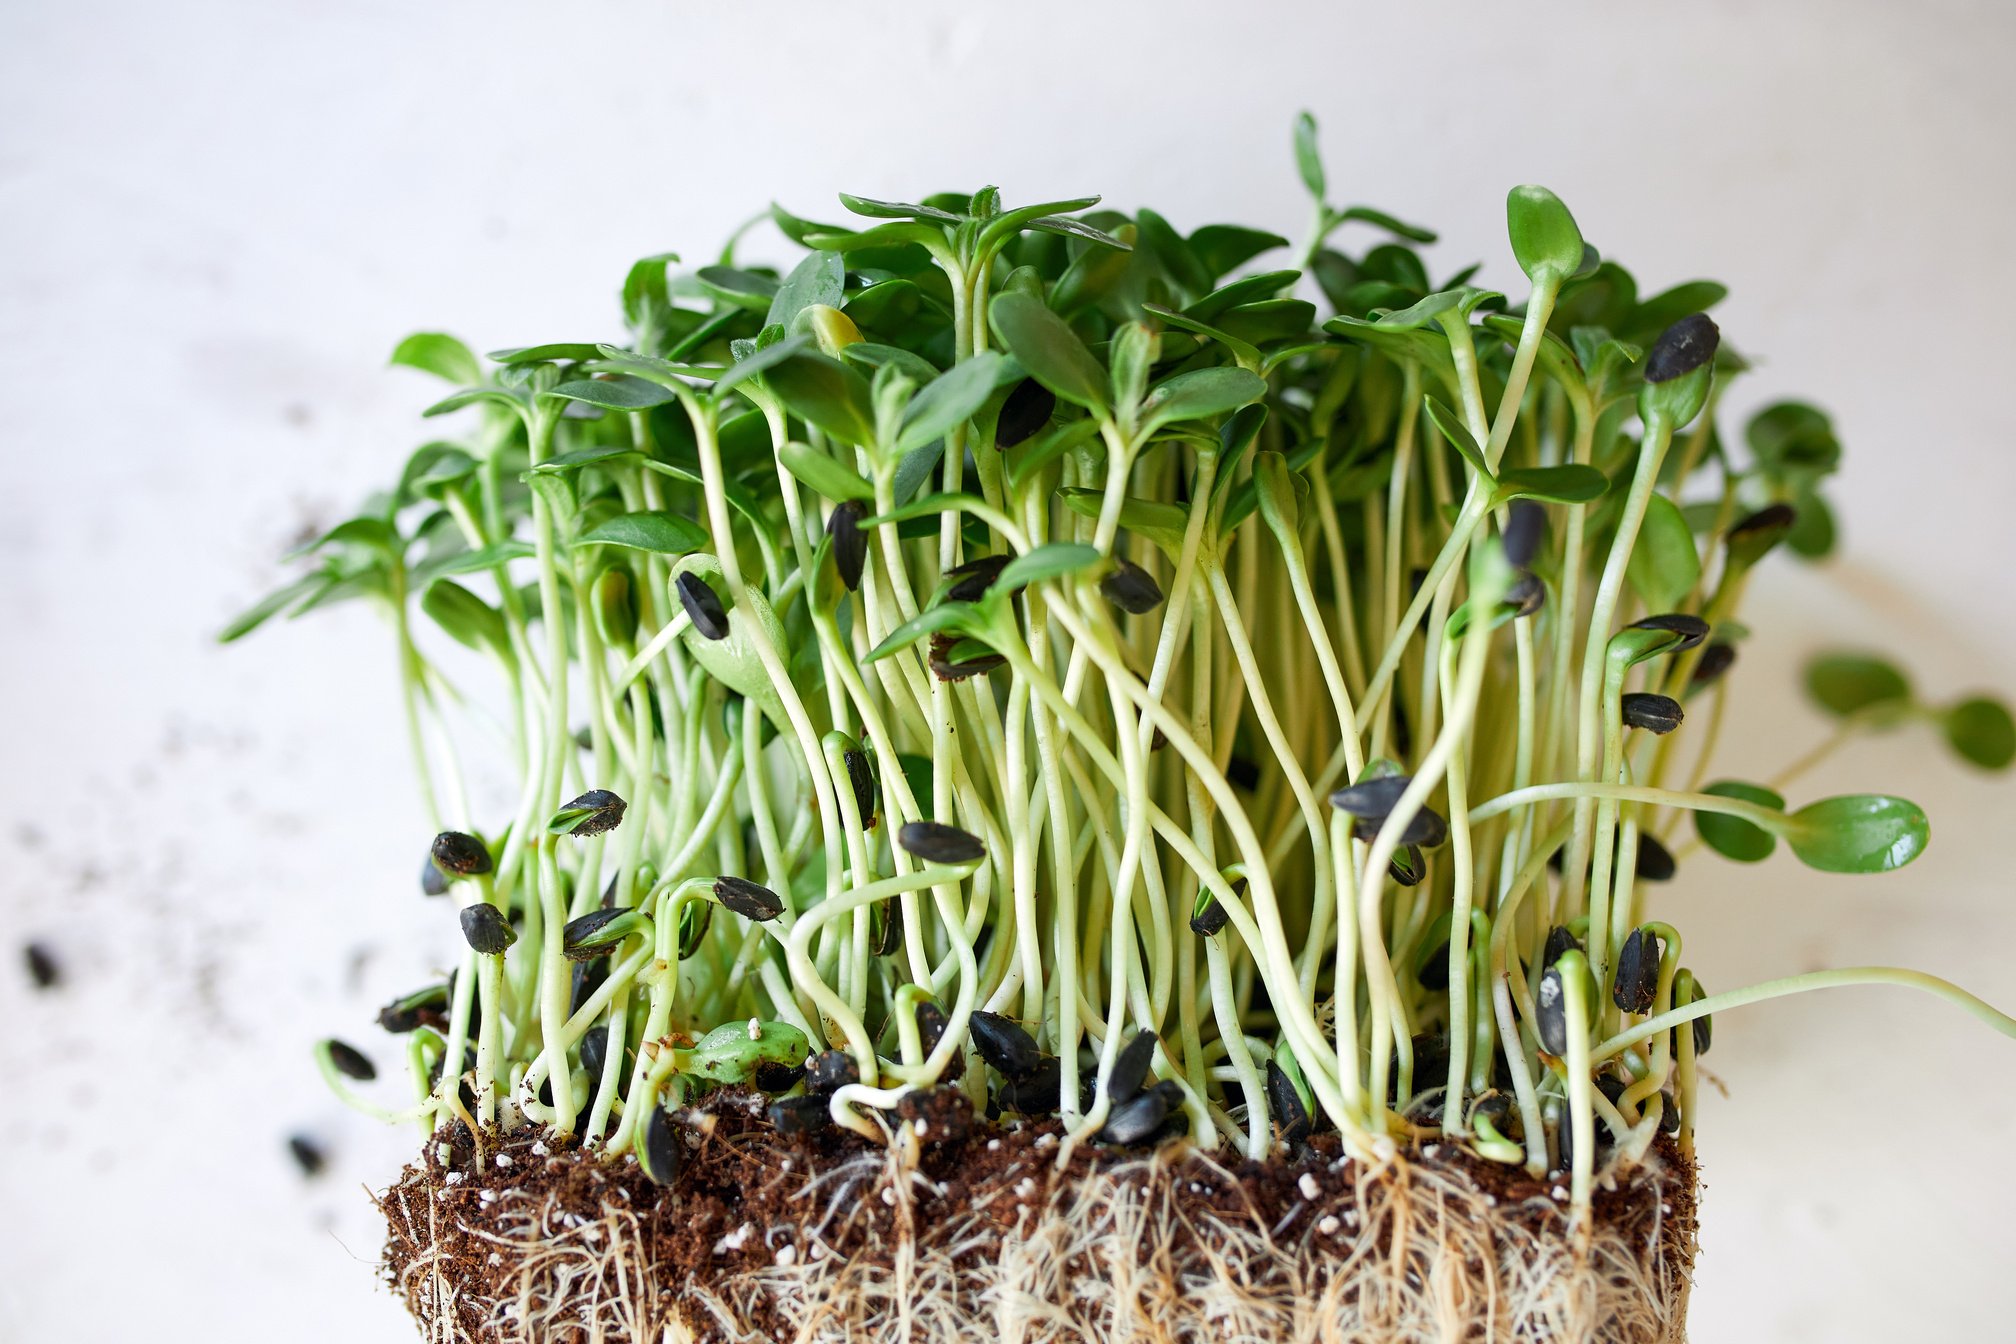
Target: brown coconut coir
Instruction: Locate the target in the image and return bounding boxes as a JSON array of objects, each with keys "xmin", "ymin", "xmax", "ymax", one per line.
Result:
[{"xmin": 378, "ymin": 1087, "xmax": 1696, "ymax": 1343}]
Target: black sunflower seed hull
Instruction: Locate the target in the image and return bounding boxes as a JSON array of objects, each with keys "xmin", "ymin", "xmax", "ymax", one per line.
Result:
[
  {"xmin": 1189, "ymin": 890, "xmax": 1230, "ymax": 937},
  {"xmin": 1107, "ymin": 1030, "xmax": 1157, "ymax": 1105},
  {"xmin": 995, "ymin": 378, "xmax": 1055, "ymax": 449},
  {"xmin": 1635, "ymin": 833, "xmax": 1677, "ymax": 882},
  {"xmin": 1542, "ymin": 925, "xmax": 1581, "ymax": 971},
  {"xmin": 927, "ymin": 633, "xmax": 1008, "ymax": 681},
  {"xmin": 897, "ymin": 820, "xmax": 985, "ymax": 865},
  {"xmin": 431, "ymin": 831, "xmax": 493, "ymax": 878},
  {"xmin": 996, "ymin": 1055, "xmax": 1061, "ymax": 1113},
  {"xmin": 1097, "ymin": 1087, "xmax": 1171, "ymax": 1146},
  {"xmin": 714, "ymin": 876, "xmax": 785, "ymax": 922},
  {"xmin": 562, "ymin": 907, "xmax": 632, "ymax": 960},
  {"xmin": 327, "ymin": 1039, "xmax": 376, "ymax": 1082},
  {"xmin": 1502, "ymin": 501, "xmax": 1546, "ymax": 570},
  {"xmin": 913, "ymin": 1000, "xmax": 963, "ymax": 1079},
  {"xmin": 1388, "ymin": 845, "xmax": 1426, "ymax": 886},
  {"xmin": 1099, "ymin": 560, "xmax": 1165, "ymax": 615},
  {"xmin": 288, "ymin": 1134, "xmax": 327, "ymax": 1177},
  {"xmin": 753, "ymin": 1059, "xmax": 807, "ymax": 1094},
  {"xmin": 1620, "ymin": 692, "xmax": 1684, "ymax": 734},
  {"xmin": 969, "ymin": 1011, "xmax": 1041, "ymax": 1078},
  {"xmin": 827, "ymin": 501, "xmax": 867, "ymax": 592},
  {"xmin": 421, "ymin": 854, "xmax": 450, "ymax": 896},
  {"xmin": 570, "ymin": 958, "xmax": 609, "ymax": 1015},
  {"xmin": 579, "ymin": 1026, "xmax": 609, "ymax": 1079},
  {"xmin": 1628, "ymin": 612, "xmax": 1711, "ymax": 651},
  {"xmin": 1537, "ymin": 969, "xmax": 1570, "ymax": 1057},
  {"xmin": 1690, "ymin": 642, "xmax": 1737, "ymax": 687},
  {"xmin": 460, "ymin": 903, "xmax": 516, "ymax": 955},
  {"xmin": 769, "ymin": 1094, "xmax": 832, "ymax": 1135},
  {"xmin": 23, "ymin": 942, "xmax": 59, "ymax": 991},
  {"xmin": 557, "ymin": 789, "xmax": 628, "ymax": 836},
  {"xmin": 676, "ymin": 572, "xmax": 729, "ymax": 640},
  {"xmin": 1643, "ymin": 313, "xmax": 1720, "ymax": 384},
  {"xmin": 844, "ymin": 749, "xmax": 876, "ymax": 829},
  {"xmin": 803, "ymin": 1049, "xmax": 860, "ymax": 1097},
  {"xmin": 868, "ymin": 897, "xmax": 904, "ymax": 957},
  {"xmin": 1265, "ymin": 1059, "xmax": 1311, "ymax": 1145},
  {"xmin": 1613, "ymin": 928, "xmax": 1660, "ymax": 1014},
  {"xmin": 944, "ymin": 554, "xmax": 1010, "ymax": 604},
  {"xmin": 640, "ymin": 1106, "xmax": 679, "ymax": 1185}
]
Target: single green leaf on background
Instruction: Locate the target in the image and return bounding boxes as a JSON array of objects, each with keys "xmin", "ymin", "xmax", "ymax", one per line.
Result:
[
  {"xmin": 217, "ymin": 572, "xmax": 329, "ymax": 643},
  {"xmin": 1625, "ymin": 493, "xmax": 1701, "ymax": 611},
  {"xmin": 423, "ymin": 387, "xmax": 528, "ymax": 419},
  {"xmin": 1491, "ymin": 464, "xmax": 1609, "ymax": 509},
  {"xmin": 1786, "ymin": 794, "xmax": 1929, "ymax": 874},
  {"xmin": 411, "ymin": 540, "xmax": 535, "ymax": 585},
  {"xmin": 1189, "ymin": 225, "xmax": 1289, "ymax": 279},
  {"xmin": 487, "ymin": 343, "xmax": 606, "ymax": 365},
  {"xmin": 549, "ymin": 376, "xmax": 683, "ymax": 411},
  {"xmin": 895, "ymin": 351, "xmax": 1012, "ymax": 455},
  {"xmin": 777, "ymin": 440, "xmax": 875, "ymax": 504},
  {"xmin": 420, "ymin": 578, "xmax": 507, "ymax": 653},
  {"xmin": 1140, "ymin": 367, "xmax": 1268, "ymax": 432},
  {"xmin": 1941, "ymin": 696, "xmax": 2016, "ymax": 770},
  {"xmin": 391, "ymin": 333, "xmax": 481, "ymax": 385},
  {"xmin": 694, "ymin": 265, "xmax": 781, "ymax": 312},
  {"xmin": 1506, "ymin": 185, "xmax": 1585, "ymax": 283},
  {"xmin": 527, "ymin": 444, "xmax": 641, "ymax": 476},
  {"xmin": 838, "ymin": 193, "xmax": 962, "ymax": 224},
  {"xmin": 1135, "ymin": 208, "xmax": 1213, "ymax": 298},
  {"xmin": 1421, "ymin": 395, "xmax": 1491, "ymax": 479},
  {"xmin": 995, "ymin": 542, "xmax": 1102, "ymax": 592},
  {"xmin": 863, "ymin": 601, "xmax": 978, "ymax": 663},
  {"xmin": 1057, "ymin": 488, "xmax": 1189, "ymax": 551},
  {"xmin": 1293, "ymin": 111, "xmax": 1325, "ymax": 201},
  {"xmin": 577, "ymin": 511, "xmax": 709, "ymax": 556},
  {"xmin": 621, "ymin": 252, "xmax": 680, "ymax": 328},
  {"xmin": 1696, "ymin": 781, "xmax": 1785, "ymax": 862},
  {"xmin": 766, "ymin": 251, "xmax": 846, "ymax": 331},
  {"xmin": 988, "ymin": 291, "xmax": 1109, "ymax": 415},
  {"xmin": 1804, "ymin": 653, "xmax": 1913, "ymax": 717},
  {"xmin": 763, "ymin": 349, "xmax": 878, "ymax": 446},
  {"xmin": 1334, "ymin": 205, "xmax": 1437, "ymax": 244}
]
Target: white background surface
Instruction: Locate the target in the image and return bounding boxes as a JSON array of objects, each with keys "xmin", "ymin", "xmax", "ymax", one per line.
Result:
[{"xmin": 3, "ymin": 1, "xmax": 2014, "ymax": 1339}]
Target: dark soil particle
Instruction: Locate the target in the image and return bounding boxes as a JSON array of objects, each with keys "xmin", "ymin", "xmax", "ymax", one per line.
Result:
[{"xmin": 379, "ymin": 1088, "xmax": 1696, "ymax": 1344}]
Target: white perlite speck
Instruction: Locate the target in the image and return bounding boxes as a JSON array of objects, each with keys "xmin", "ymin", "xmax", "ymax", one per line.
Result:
[
  {"xmin": 714, "ymin": 1223, "xmax": 754, "ymax": 1256},
  {"xmin": 1318, "ymin": 1215, "xmax": 1341, "ymax": 1236},
  {"xmin": 530, "ymin": 1141, "xmax": 549, "ymax": 1157},
  {"xmin": 488, "ymin": 1252, "xmax": 502, "ymax": 1267},
  {"xmin": 775, "ymin": 1245, "xmax": 796, "ymax": 1267},
  {"xmin": 880, "ymin": 1187, "xmax": 896, "ymax": 1206},
  {"xmin": 1015, "ymin": 1177, "xmax": 1038, "ymax": 1200},
  {"xmin": 1552, "ymin": 1186, "xmax": 1570, "ymax": 1201},
  {"xmin": 444, "ymin": 1171, "xmax": 464, "ymax": 1185},
  {"xmin": 1035, "ymin": 1133, "xmax": 1057, "ymax": 1149},
  {"xmin": 913, "ymin": 1118, "xmax": 930, "ymax": 1137},
  {"xmin": 496, "ymin": 1153, "xmax": 513, "ymax": 1168},
  {"xmin": 747, "ymin": 1017, "xmax": 762, "ymax": 1040},
  {"xmin": 1298, "ymin": 1173, "xmax": 1321, "ymax": 1201},
  {"xmin": 987, "ymin": 1139, "xmax": 1002, "ymax": 1151}
]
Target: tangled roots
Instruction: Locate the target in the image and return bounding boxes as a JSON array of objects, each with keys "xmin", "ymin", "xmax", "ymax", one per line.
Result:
[{"xmin": 379, "ymin": 1102, "xmax": 1693, "ymax": 1343}]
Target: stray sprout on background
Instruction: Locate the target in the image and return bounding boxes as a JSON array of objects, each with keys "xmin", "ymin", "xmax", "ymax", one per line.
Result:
[{"xmin": 234, "ymin": 113, "xmax": 2016, "ymax": 1230}]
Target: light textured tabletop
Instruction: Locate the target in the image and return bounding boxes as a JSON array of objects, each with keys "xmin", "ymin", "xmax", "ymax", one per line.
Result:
[{"xmin": 3, "ymin": 2, "xmax": 2013, "ymax": 1339}]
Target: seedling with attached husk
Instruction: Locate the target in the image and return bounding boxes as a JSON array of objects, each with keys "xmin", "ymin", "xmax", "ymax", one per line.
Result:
[{"xmin": 230, "ymin": 112, "xmax": 2016, "ymax": 1340}]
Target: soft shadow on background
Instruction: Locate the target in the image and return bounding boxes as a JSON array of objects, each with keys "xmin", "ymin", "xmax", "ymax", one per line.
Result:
[{"xmin": 2, "ymin": 2, "xmax": 2013, "ymax": 1339}]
